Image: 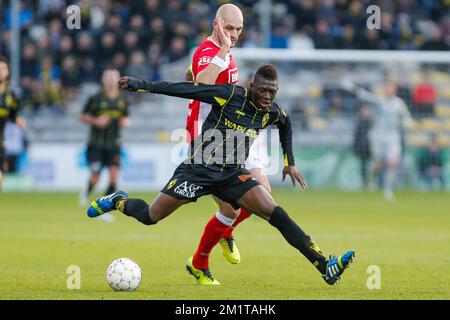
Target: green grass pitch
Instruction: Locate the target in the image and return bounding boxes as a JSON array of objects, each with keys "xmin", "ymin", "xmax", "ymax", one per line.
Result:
[{"xmin": 0, "ymin": 189, "xmax": 449, "ymax": 300}]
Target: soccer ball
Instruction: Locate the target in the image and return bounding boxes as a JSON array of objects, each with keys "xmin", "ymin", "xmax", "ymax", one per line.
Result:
[{"xmin": 106, "ymin": 258, "xmax": 142, "ymax": 291}]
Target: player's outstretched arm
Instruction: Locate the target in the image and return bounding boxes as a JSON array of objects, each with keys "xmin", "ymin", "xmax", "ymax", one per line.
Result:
[
  {"xmin": 274, "ymin": 106, "xmax": 308, "ymax": 189},
  {"xmin": 118, "ymin": 76, "xmax": 234, "ymax": 107},
  {"xmin": 342, "ymin": 80, "xmax": 381, "ymax": 105}
]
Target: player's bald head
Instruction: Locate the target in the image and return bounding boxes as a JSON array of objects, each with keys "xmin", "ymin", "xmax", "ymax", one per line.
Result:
[
  {"xmin": 213, "ymin": 4, "xmax": 244, "ymax": 47},
  {"xmin": 216, "ymin": 3, "xmax": 243, "ymax": 23}
]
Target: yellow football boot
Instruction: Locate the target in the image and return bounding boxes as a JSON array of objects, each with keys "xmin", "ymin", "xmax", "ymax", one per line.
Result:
[
  {"xmin": 185, "ymin": 256, "xmax": 220, "ymax": 285},
  {"xmin": 219, "ymin": 237, "xmax": 241, "ymax": 264}
]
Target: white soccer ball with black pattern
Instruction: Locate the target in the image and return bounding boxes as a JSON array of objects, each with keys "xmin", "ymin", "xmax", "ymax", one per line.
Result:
[{"xmin": 106, "ymin": 258, "xmax": 142, "ymax": 291}]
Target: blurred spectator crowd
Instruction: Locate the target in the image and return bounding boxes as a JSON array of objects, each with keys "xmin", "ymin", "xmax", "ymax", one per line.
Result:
[{"xmin": 0, "ymin": 0, "xmax": 449, "ymax": 113}]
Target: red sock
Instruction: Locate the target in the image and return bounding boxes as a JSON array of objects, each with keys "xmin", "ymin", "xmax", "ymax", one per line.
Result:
[
  {"xmin": 222, "ymin": 208, "xmax": 253, "ymax": 239},
  {"xmin": 193, "ymin": 214, "xmax": 230, "ymax": 270}
]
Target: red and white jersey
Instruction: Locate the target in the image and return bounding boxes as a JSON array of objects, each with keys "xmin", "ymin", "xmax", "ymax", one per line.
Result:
[{"xmin": 185, "ymin": 37, "xmax": 239, "ymax": 141}]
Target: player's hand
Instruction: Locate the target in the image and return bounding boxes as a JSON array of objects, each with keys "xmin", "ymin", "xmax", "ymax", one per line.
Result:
[
  {"xmin": 282, "ymin": 166, "xmax": 308, "ymax": 189},
  {"xmin": 217, "ymin": 19, "xmax": 232, "ymax": 50},
  {"xmin": 118, "ymin": 76, "xmax": 142, "ymax": 91},
  {"xmin": 94, "ymin": 115, "xmax": 111, "ymax": 128}
]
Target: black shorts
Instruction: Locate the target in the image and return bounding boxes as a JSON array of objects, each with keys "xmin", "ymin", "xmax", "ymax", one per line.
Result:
[
  {"xmin": 0, "ymin": 146, "xmax": 5, "ymax": 173},
  {"xmin": 87, "ymin": 145, "xmax": 121, "ymax": 174},
  {"xmin": 161, "ymin": 163, "xmax": 260, "ymax": 210}
]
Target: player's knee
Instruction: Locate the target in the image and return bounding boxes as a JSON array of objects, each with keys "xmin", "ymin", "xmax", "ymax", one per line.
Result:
[
  {"xmin": 218, "ymin": 204, "xmax": 239, "ymax": 219},
  {"xmin": 268, "ymin": 206, "xmax": 289, "ymax": 226},
  {"xmin": 90, "ymin": 174, "xmax": 100, "ymax": 184},
  {"xmin": 251, "ymin": 201, "xmax": 276, "ymax": 220},
  {"xmin": 261, "ymin": 202, "xmax": 277, "ymax": 219},
  {"xmin": 148, "ymin": 206, "xmax": 168, "ymax": 224},
  {"xmin": 222, "ymin": 208, "xmax": 240, "ymax": 219}
]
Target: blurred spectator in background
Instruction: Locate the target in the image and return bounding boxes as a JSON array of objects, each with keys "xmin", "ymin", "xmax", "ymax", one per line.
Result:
[
  {"xmin": 0, "ymin": 0, "xmax": 449, "ymax": 116},
  {"xmin": 140, "ymin": 0, "xmax": 163, "ymax": 21},
  {"xmin": 4, "ymin": 0, "xmax": 33, "ymax": 31},
  {"xmin": 55, "ymin": 35, "xmax": 74, "ymax": 66},
  {"xmin": 60, "ymin": 56, "xmax": 81, "ymax": 102},
  {"xmin": 337, "ymin": 24, "xmax": 356, "ymax": 49},
  {"xmin": 125, "ymin": 50, "xmax": 152, "ymax": 80},
  {"xmin": 412, "ymin": 70, "xmax": 437, "ymax": 117},
  {"xmin": 123, "ymin": 31, "xmax": 141, "ymax": 54},
  {"xmin": 129, "ymin": 14, "xmax": 146, "ymax": 42},
  {"xmin": 147, "ymin": 43, "xmax": 162, "ymax": 82},
  {"xmin": 98, "ymin": 32, "xmax": 118, "ymax": 67},
  {"xmin": 329, "ymin": 95, "xmax": 344, "ymax": 116},
  {"xmin": 48, "ymin": 18, "xmax": 63, "ymax": 51},
  {"xmin": 35, "ymin": 34, "xmax": 51, "ymax": 61},
  {"xmin": 314, "ymin": 20, "xmax": 335, "ymax": 49},
  {"xmin": 418, "ymin": 136, "xmax": 446, "ymax": 190},
  {"xmin": 163, "ymin": 0, "xmax": 186, "ymax": 28},
  {"xmin": 292, "ymin": 0, "xmax": 317, "ymax": 30},
  {"xmin": 270, "ymin": 23, "xmax": 290, "ymax": 48},
  {"xmin": 80, "ymin": 57, "xmax": 99, "ymax": 83},
  {"xmin": 112, "ymin": 52, "xmax": 127, "ymax": 76},
  {"xmin": 36, "ymin": 55, "xmax": 63, "ymax": 112},
  {"xmin": 103, "ymin": 13, "xmax": 124, "ymax": 39},
  {"xmin": 38, "ymin": 0, "xmax": 66, "ymax": 22},
  {"xmin": 168, "ymin": 36, "xmax": 188, "ymax": 62},
  {"xmin": 288, "ymin": 29, "xmax": 314, "ymax": 49},
  {"xmin": 21, "ymin": 43, "xmax": 38, "ymax": 78},
  {"xmin": 360, "ymin": 28, "xmax": 380, "ymax": 49},
  {"xmin": 148, "ymin": 17, "xmax": 167, "ymax": 48},
  {"xmin": 290, "ymin": 98, "xmax": 309, "ymax": 130},
  {"xmin": 421, "ymin": 26, "xmax": 450, "ymax": 51},
  {"xmin": 4, "ymin": 122, "xmax": 28, "ymax": 174},
  {"xmin": 353, "ymin": 104, "xmax": 373, "ymax": 190},
  {"xmin": 75, "ymin": 33, "xmax": 95, "ymax": 62}
]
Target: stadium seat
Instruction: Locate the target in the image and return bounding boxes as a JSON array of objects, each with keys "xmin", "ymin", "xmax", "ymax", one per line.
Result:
[
  {"xmin": 304, "ymin": 104, "xmax": 320, "ymax": 116},
  {"xmin": 438, "ymin": 87, "xmax": 450, "ymax": 100},
  {"xmin": 435, "ymin": 105, "xmax": 450, "ymax": 118},
  {"xmin": 436, "ymin": 134, "xmax": 450, "ymax": 147},
  {"xmin": 408, "ymin": 120, "xmax": 419, "ymax": 131},
  {"xmin": 420, "ymin": 118, "xmax": 442, "ymax": 132},
  {"xmin": 307, "ymin": 86, "xmax": 322, "ymax": 98},
  {"xmin": 308, "ymin": 117, "xmax": 330, "ymax": 131},
  {"xmin": 407, "ymin": 133, "xmax": 430, "ymax": 147},
  {"xmin": 431, "ymin": 71, "xmax": 450, "ymax": 84},
  {"xmin": 374, "ymin": 85, "xmax": 384, "ymax": 95},
  {"xmin": 156, "ymin": 131, "xmax": 171, "ymax": 143},
  {"xmin": 411, "ymin": 72, "xmax": 422, "ymax": 84}
]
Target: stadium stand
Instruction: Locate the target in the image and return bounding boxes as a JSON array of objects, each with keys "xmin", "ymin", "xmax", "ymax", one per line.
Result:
[{"xmin": 1, "ymin": 0, "xmax": 449, "ymax": 190}]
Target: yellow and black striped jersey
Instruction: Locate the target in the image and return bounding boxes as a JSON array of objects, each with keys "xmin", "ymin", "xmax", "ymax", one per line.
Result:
[
  {"xmin": 82, "ymin": 92, "xmax": 128, "ymax": 148},
  {"xmin": 136, "ymin": 81, "xmax": 295, "ymax": 171},
  {"xmin": 0, "ymin": 88, "xmax": 20, "ymax": 143}
]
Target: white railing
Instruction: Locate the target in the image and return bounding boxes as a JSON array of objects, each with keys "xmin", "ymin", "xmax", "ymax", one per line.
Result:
[{"xmin": 232, "ymin": 48, "xmax": 450, "ymax": 63}]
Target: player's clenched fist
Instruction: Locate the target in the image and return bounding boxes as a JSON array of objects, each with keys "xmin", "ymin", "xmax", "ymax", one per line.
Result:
[{"xmin": 118, "ymin": 76, "xmax": 143, "ymax": 91}]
